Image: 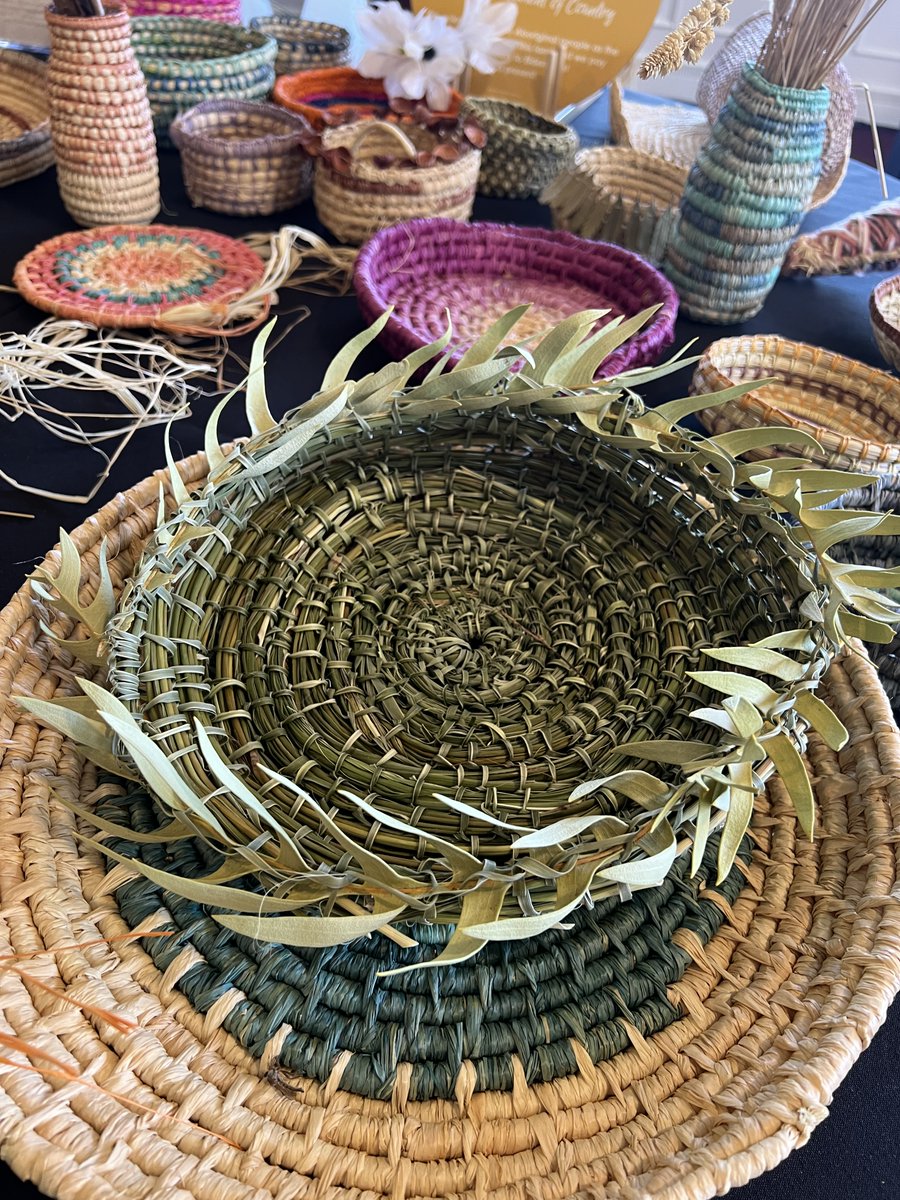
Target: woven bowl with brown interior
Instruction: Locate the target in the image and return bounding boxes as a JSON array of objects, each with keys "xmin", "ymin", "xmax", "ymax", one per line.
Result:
[
  {"xmin": 870, "ymin": 274, "xmax": 900, "ymax": 375},
  {"xmin": 542, "ymin": 145, "xmax": 688, "ymax": 264},
  {"xmin": 274, "ymin": 66, "xmax": 462, "ymax": 130},
  {"xmin": 693, "ymin": 335, "xmax": 900, "ymax": 480},
  {"xmin": 0, "ymin": 49, "xmax": 53, "ymax": 188},
  {"xmin": 171, "ymin": 98, "xmax": 314, "ymax": 217}
]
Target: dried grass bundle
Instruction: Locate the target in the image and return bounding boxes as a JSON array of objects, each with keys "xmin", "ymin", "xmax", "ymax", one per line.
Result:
[
  {"xmin": 759, "ymin": 0, "xmax": 887, "ymax": 91},
  {"xmin": 639, "ymin": 1, "xmax": 731, "ymax": 79}
]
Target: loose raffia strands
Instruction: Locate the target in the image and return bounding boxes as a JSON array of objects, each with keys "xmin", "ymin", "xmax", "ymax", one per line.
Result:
[
  {"xmin": 783, "ymin": 199, "xmax": 900, "ymax": 276},
  {"xmin": 459, "ymin": 98, "xmax": 578, "ymax": 200},
  {"xmin": 870, "ymin": 273, "xmax": 900, "ymax": 375},
  {"xmin": 23, "ymin": 309, "xmax": 900, "ymax": 970},
  {"xmin": 0, "ymin": 319, "xmax": 216, "ymax": 504},
  {"xmin": 638, "ymin": 0, "xmax": 731, "ymax": 78},
  {"xmin": 541, "ymin": 147, "xmax": 688, "ymax": 265},
  {"xmin": 171, "ymin": 100, "xmax": 315, "ymax": 218},
  {"xmin": 759, "ymin": 0, "xmax": 888, "ymax": 92},
  {"xmin": 353, "ymin": 219, "xmax": 678, "ymax": 373}
]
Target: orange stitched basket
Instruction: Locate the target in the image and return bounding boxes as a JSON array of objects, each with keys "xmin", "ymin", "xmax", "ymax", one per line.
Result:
[{"xmin": 273, "ymin": 66, "xmax": 461, "ymax": 130}]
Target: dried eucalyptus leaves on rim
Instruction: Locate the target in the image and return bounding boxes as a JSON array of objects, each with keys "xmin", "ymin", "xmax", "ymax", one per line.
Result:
[{"xmin": 23, "ymin": 307, "xmax": 900, "ymax": 971}]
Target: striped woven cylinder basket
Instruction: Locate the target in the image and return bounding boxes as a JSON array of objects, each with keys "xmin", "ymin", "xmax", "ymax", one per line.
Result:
[
  {"xmin": 45, "ymin": 4, "xmax": 159, "ymax": 226},
  {"xmin": 665, "ymin": 63, "xmax": 829, "ymax": 323}
]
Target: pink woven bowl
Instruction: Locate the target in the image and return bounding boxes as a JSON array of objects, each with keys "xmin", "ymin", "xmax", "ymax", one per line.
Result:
[{"xmin": 354, "ymin": 219, "xmax": 679, "ymax": 376}]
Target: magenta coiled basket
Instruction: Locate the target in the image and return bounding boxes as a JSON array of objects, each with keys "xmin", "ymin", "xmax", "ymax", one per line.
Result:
[{"xmin": 354, "ymin": 219, "xmax": 679, "ymax": 376}]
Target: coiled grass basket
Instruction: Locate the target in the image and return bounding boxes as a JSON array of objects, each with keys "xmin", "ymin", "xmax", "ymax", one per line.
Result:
[{"xmin": 7, "ymin": 314, "xmax": 900, "ymax": 1200}]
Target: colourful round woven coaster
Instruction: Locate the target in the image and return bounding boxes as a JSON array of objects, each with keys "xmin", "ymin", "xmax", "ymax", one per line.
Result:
[{"xmin": 13, "ymin": 224, "xmax": 267, "ymax": 331}]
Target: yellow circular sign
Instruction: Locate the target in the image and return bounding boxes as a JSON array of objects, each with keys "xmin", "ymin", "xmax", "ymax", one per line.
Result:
[{"xmin": 417, "ymin": 0, "xmax": 662, "ymax": 113}]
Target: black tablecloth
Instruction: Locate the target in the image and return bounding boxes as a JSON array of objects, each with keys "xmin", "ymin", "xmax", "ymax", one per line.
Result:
[{"xmin": 1, "ymin": 113, "xmax": 899, "ymax": 1199}]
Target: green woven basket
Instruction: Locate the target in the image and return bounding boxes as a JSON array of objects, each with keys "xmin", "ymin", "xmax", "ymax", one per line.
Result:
[
  {"xmin": 131, "ymin": 16, "xmax": 277, "ymax": 141},
  {"xmin": 460, "ymin": 96, "xmax": 578, "ymax": 199}
]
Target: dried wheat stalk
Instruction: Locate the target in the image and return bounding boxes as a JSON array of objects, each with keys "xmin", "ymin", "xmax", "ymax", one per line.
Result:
[
  {"xmin": 759, "ymin": 0, "xmax": 887, "ymax": 90},
  {"xmin": 639, "ymin": 2, "xmax": 732, "ymax": 79}
]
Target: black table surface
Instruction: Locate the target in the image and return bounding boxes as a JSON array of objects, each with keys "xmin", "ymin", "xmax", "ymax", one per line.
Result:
[{"xmin": 1, "ymin": 110, "xmax": 900, "ymax": 1199}]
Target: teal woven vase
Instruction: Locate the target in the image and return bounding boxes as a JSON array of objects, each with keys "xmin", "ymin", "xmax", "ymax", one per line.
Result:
[{"xmin": 665, "ymin": 62, "xmax": 829, "ymax": 323}]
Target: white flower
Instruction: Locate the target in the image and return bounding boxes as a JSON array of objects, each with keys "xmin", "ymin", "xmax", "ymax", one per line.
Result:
[
  {"xmin": 456, "ymin": 0, "xmax": 518, "ymax": 75},
  {"xmin": 358, "ymin": 1, "xmax": 465, "ymax": 112}
]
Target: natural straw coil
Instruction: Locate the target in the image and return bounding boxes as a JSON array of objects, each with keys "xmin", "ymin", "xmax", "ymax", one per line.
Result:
[
  {"xmin": 171, "ymin": 99, "xmax": 314, "ymax": 216},
  {"xmin": 541, "ymin": 146, "xmax": 687, "ymax": 265},
  {"xmin": 0, "ymin": 50, "xmax": 53, "ymax": 188},
  {"xmin": 870, "ymin": 273, "xmax": 900, "ymax": 376},
  {"xmin": 1, "ymin": 446, "xmax": 900, "ymax": 1199}
]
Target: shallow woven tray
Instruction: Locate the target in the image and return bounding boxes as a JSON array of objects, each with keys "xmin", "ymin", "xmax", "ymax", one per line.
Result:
[
  {"xmin": 1, "ymin": 445, "xmax": 900, "ymax": 1199},
  {"xmin": 871, "ymin": 274, "xmax": 900, "ymax": 375},
  {"xmin": 130, "ymin": 16, "xmax": 277, "ymax": 139},
  {"xmin": 354, "ymin": 219, "xmax": 678, "ymax": 373},
  {"xmin": 13, "ymin": 224, "xmax": 266, "ymax": 331},
  {"xmin": 692, "ymin": 335, "xmax": 900, "ymax": 482},
  {"xmin": 541, "ymin": 146, "xmax": 687, "ymax": 265},
  {"xmin": 249, "ymin": 16, "xmax": 350, "ymax": 76},
  {"xmin": 459, "ymin": 97, "xmax": 578, "ymax": 200},
  {"xmin": 171, "ymin": 98, "xmax": 313, "ymax": 216},
  {"xmin": 274, "ymin": 66, "xmax": 462, "ymax": 131},
  {"xmin": 0, "ymin": 49, "xmax": 53, "ymax": 188}
]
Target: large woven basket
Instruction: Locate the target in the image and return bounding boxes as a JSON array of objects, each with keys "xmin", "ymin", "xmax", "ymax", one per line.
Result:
[
  {"xmin": 459, "ymin": 97, "xmax": 578, "ymax": 199},
  {"xmin": 871, "ymin": 274, "xmax": 900, "ymax": 375},
  {"xmin": 541, "ymin": 146, "xmax": 687, "ymax": 265},
  {"xmin": 171, "ymin": 98, "xmax": 314, "ymax": 216},
  {"xmin": 314, "ymin": 120, "xmax": 480, "ymax": 246},
  {"xmin": 3, "ymin": 399, "xmax": 900, "ymax": 1200},
  {"xmin": 274, "ymin": 66, "xmax": 462, "ymax": 131},
  {"xmin": 692, "ymin": 334, "xmax": 900, "ymax": 509},
  {"xmin": 0, "ymin": 49, "xmax": 53, "ymax": 188},
  {"xmin": 130, "ymin": 16, "xmax": 277, "ymax": 141},
  {"xmin": 354, "ymin": 219, "xmax": 678, "ymax": 372},
  {"xmin": 249, "ymin": 16, "xmax": 350, "ymax": 77}
]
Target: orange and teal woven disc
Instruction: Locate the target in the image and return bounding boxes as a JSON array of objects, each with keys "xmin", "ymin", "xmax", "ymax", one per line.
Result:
[{"xmin": 13, "ymin": 224, "xmax": 267, "ymax": 330}]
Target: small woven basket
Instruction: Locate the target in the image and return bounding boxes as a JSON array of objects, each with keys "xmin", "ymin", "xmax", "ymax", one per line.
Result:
[
  {"xmin": 314, "ymin": 120, "xmax": 479, "ymax": 246},
  {"xmin": 0, "ymin": 49, "xmax": 53, "ymax": 188},
  {"xmin": 541, "ymin": 146, "xmax": 687, "ymax": 264},
  {"xmin": 171, "ymin": 98, "xmax": 313, "ymax": 216},
  {"xmin": 458, "ymin": 97, "xmax": 578, "ymax": 199},
  {"xmin": 45, "ymin": 5, "xmax": 160, "ymax": 226},
  {"xmin": 274, "ymin": 66, "xmax": 462, "ymax": 131},
  {"xmin": 126, "ymin": 0, "xmax": 242, "ymax": 20},
  {"xmin": 130, "ymin": 16, "xmax": 277, "ymax": 141},
  {"xmin": 693, "ymin": 334, "xmax": 900, "ymax": 508},
  {"xmin": 609, "ymin": 79, "xmax": 709, "ymax": 169},
  {"xmin": 249, "ymin": 16, "xmax": 350, "ymax": 77},
  {"xmin": 871, "ymin": 274, "xmax": 900, "ymax": 375}
]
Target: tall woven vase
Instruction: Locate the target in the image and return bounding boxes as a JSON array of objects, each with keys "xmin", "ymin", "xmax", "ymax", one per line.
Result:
[
  {"xmin": 665, "ymin": 62, "xmax": 829, "ymax": 323},
  {"xmin": 46, "ymin": 4, "xmax": 160, "ymax": 227}
]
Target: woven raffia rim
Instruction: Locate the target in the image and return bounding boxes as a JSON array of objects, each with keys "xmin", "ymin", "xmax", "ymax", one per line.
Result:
[
  {"xmin": 354, "ymin": 219, "xmax": 678, "ymax": 372},
  {"xmin": 274, "ymin": 67, "xmax": 462, "ymax": 131},
  {"xmin": 541, "ymin": 147, "xmax": 687, "ymax": 264},
  {"xmin": 1, "ymin": 449, "xmax": 900, "ymax": 1198},
  {"xmin": 0, "ymin": 49, "xmax": 53, "ymax": 188},
  {"xmin": 171, "ymin": 99, "xmax": 314, "ymax": 217},
  {"xmin": 870, "ymin": 274, "xmax": 900, "ymax": 376},
  {"xmin": 458, "ymin": 97, "xmax": 578, "ymax": 200},
  {"xmin": 692, "ymin": 335, "xmax": 900, "ymax": 478}
]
